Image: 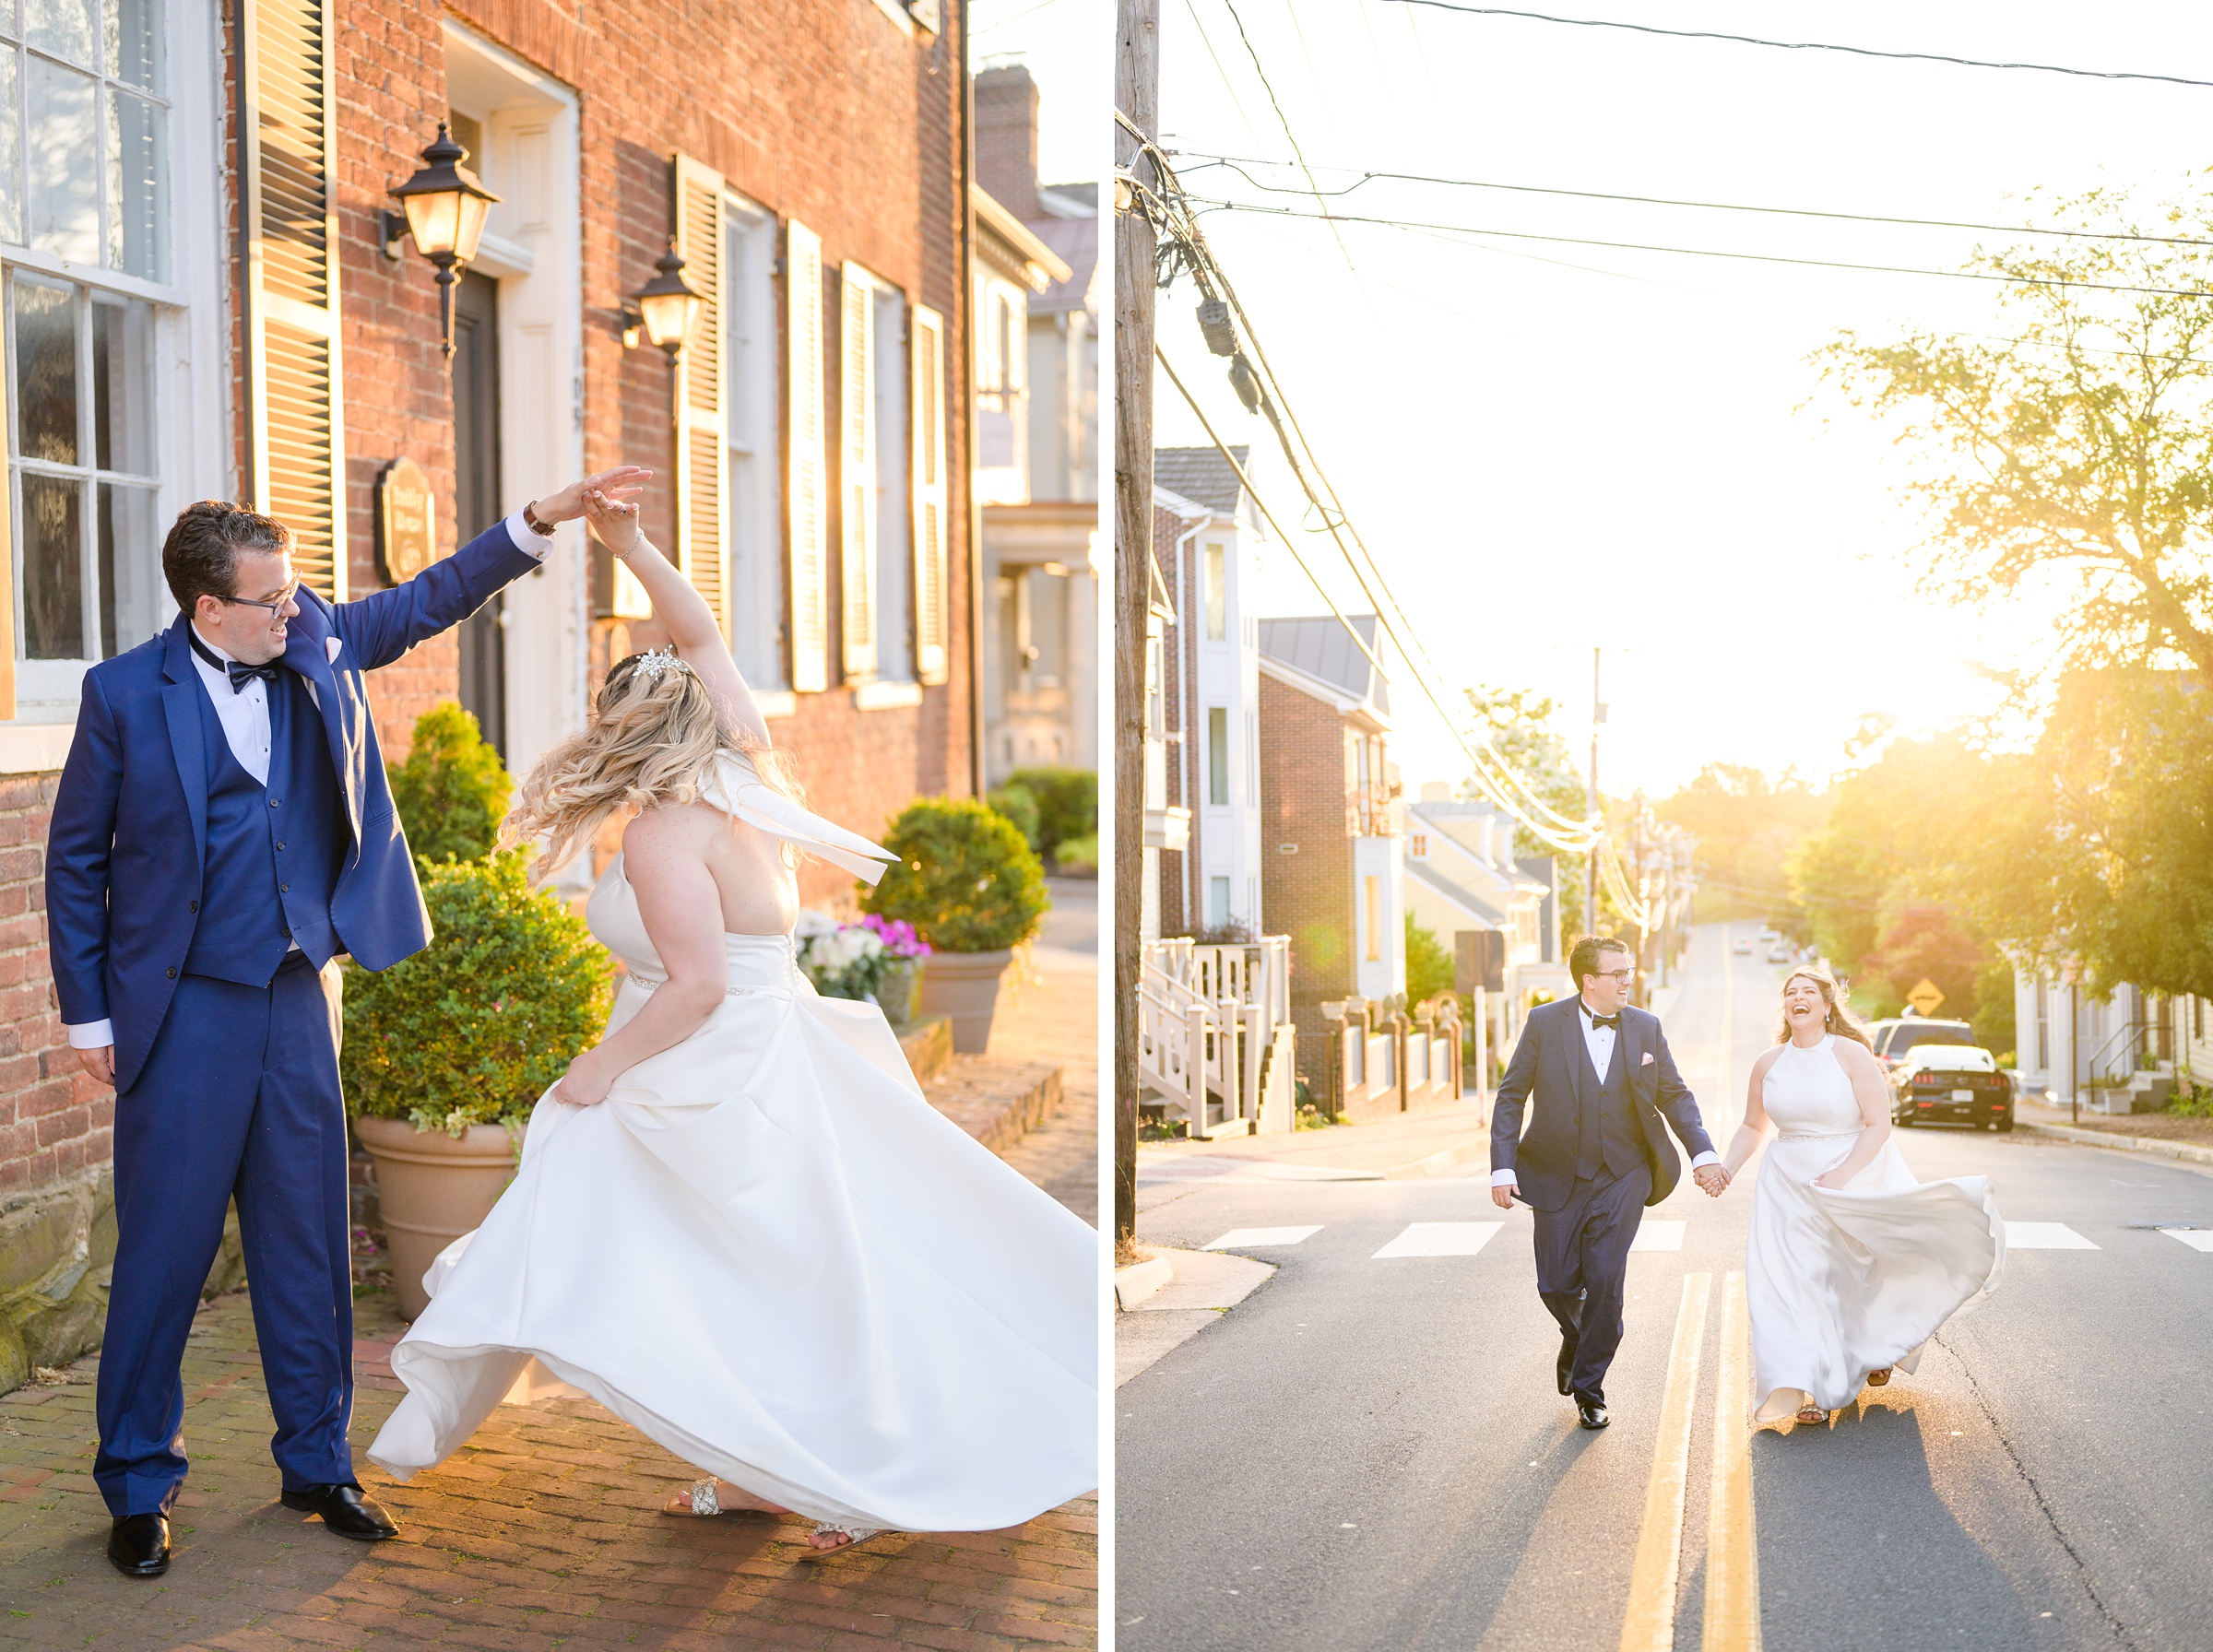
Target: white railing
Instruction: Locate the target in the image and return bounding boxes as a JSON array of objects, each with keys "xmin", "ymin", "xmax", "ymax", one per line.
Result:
[
  {"xmin": 1137, "ymin": 962, "xmax": 1249, "ymax": 1138},
  {"xmin": 1141, "ymin": 936, "xmax": 1296, "ymax": 1132}
]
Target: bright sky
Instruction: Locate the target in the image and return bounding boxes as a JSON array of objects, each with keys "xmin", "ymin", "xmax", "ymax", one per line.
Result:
[
  {"xmin": 1144, "ymin": 1, "xmax": 2213, "ymax": 799},
  {"xmin": 972, "ymin": 0, "xmax": 1106, "ymax": 186}
]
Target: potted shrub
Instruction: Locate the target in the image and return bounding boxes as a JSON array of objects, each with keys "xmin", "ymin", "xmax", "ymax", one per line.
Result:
[
  {"xmin": 794, "ymin": 910, "xmax": 932, "ymax": 1023},
  {"xmin": 861, "ymin": 796, "xmax": 1047, "ymax": 1052}
]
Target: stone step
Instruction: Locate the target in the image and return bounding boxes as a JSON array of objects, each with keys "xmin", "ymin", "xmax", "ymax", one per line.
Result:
[{"xmin": 923, "ymin": 1056, "xmax": 1064, "ymax": 1157}]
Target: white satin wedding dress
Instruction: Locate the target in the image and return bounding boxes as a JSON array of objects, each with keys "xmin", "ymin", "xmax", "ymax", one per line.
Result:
[
  {"xmin": 1746, "ymin": 1035, "xmax": 2006, "ymax": 1425},
  {"xmin": 366, "ymin": 755, "xmax": 1099, "ymax": 1537}
]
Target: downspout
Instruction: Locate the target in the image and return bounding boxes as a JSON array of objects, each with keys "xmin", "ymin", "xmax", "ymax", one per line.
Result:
[{"xmin": 960, "ymin": 4, "xmax": 985, "ymax": 798}]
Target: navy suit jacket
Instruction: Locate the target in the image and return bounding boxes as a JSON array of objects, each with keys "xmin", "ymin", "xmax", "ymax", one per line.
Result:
[
  {"xmin": 46, "ymin": 523, "xmax": 543, "ymax": 1092},
  {"xmin": 1489, "ymin": 997, "xmax": 1714, "ymax": 1210}
]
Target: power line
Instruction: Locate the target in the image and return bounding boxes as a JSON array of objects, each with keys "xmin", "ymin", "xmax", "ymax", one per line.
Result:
[
  {"xmin": 1214, "ymin": 0, "xmax": 1367, "ymax": 292},
  {"xmin": 1381, "ymin": 1, "xmax": 2213, "ymax": 90},
  {"xmin": 1186, "ymin": 195, "xmax": 2213, "ymax": 300},
  {"xmin": 1177, "ymin": 150, "xmax": 2213, "ymax": 251}
]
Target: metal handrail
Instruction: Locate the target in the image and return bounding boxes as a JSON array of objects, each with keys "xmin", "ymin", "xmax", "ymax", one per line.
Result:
[{"xmin": 2088, "ymin": 1018, "xmax": 2158, "ymax": 1088}]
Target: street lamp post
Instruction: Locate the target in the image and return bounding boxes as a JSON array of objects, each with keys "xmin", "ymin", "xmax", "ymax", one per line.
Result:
[{"xmin": 622, "ymin": 241, "xmax": 705, "ymax": 359}]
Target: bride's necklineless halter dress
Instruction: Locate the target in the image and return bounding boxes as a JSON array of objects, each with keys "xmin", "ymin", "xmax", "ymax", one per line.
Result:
[{"xmin": 368, "ymin": 752, "xmax": 1098, "ymax": 1537}]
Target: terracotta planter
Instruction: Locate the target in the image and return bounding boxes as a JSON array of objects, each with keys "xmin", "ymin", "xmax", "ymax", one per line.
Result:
[
  {"xmin": 918, "ymin": 949, "xmax": 1013, "ymax": 1054},
  {"xmin": 353, "ymin": 1115, "xmax": 519, "ymax": 1319}
]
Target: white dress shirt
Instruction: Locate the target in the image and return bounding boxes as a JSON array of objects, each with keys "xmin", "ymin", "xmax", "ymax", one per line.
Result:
[
  {"xmin": 65, "ymin": 510, "xmax": 549, "ymax": 1051},
  {"xmin": 1493, "ymin": 997, "xmax": 1722, "ymax": 1187}
]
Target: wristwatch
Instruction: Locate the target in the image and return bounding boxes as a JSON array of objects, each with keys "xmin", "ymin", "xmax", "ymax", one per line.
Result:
[{"xmin": 521, "ymin": 501, "xmax": 558, "ymax": 537}]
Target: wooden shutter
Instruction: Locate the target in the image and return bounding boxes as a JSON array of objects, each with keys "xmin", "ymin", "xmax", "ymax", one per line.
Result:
[
  {"xmin": 241, "ymin": 0, "xmax": 345, "ymax": 600},
  {"xmin": 838, "ymin": 264, "xmax": 877, "ymax": 680},
  {"xmin": 910, "ymin": 303, "xmax": 949, "ymax": 685},
  {"xmin": 672, "ymin": 154, "xmax": 728, "ymax": 636},
  {"xmin": 785, "ymin": 220, "xmax": 828, "ymax": 692}
]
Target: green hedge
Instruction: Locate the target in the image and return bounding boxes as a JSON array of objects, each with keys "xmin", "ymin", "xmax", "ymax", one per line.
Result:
[
  {"xmin": 861, "ymin": 796, "xmax": 1048, "ymax": 953},
  {"xmin": 343, "ymin": 853, "xmax": 610, "ymax": 1135},
  {"xmin": 1006, "ymin": 767, "xmax": 1095, "ymax": 862},
  {"xmin": 388, "ymin": 702, "xmax": 511, "ymax": 864}
]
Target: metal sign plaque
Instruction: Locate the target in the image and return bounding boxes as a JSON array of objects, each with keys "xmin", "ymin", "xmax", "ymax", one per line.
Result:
[{"xmin": 376, "ymin": 456, "xmax": 437, "ymax": 583}]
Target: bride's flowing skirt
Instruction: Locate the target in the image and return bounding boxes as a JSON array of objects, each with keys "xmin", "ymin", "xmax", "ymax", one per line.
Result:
[
  {"xmin": 365, "ymin": 970, "xmax": 1098, "ymax": 1533},
  {"xmin": 1746, "ymin": 1134, "xmax": 2004, "ymax": 1425}
]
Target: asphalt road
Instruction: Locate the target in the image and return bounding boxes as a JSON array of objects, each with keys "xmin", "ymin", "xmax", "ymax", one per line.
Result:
[{"xmin": 1117, "ymin": 924, "xmax": 2213, "ymax": 1652}]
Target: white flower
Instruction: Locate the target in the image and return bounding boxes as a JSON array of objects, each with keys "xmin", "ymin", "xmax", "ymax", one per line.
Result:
[{"xmin": 794, "ymin": 908, "xmax": 838, "ymax": 941}]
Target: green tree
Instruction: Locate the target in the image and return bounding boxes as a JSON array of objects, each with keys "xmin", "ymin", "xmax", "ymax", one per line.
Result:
[
  {"xmin": 388, "ymin": 702, "xmax": 511, "ymax": 864},
  {"xmin": 1404, "ymin": 912, "xmax": 1456, "ymax": 1006},
  {"xmin": 1457, "ymin": 684, "xmax": 1607, "ymax": 934},
  {"xmin": 1816, "ymin": 186, "xmax": 2213, "ymax": 682},
  {"xmin": 1655, "ymin": 763, "xmax": 1828, "ymax": 931}
]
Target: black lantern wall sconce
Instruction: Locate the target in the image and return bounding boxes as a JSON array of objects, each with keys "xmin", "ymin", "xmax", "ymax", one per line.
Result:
[
  {"xmin": 622, "ymin": 240, "xmax": 704, "ymax": 359},
  {"xmin": 383, "ymin": 123, "xmax": 502, "ymax": 359}
]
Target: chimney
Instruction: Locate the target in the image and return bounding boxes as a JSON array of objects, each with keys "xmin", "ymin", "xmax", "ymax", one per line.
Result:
[{"xmin": 975, "ymin": 63, "xmax": 1041, "ymax": 220}]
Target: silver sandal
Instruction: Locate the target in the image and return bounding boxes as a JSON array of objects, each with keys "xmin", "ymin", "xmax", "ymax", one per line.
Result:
[
  {"xmin": 799, "ymin": 1520, "xmax": 886, "ymax": 1558},
  {"xmin": 660, "ymin": 1479, "xmax": 724, "ymax": 1516}
]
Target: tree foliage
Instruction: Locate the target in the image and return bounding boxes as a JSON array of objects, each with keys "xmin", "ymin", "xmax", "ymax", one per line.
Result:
[
  {"xmin": 1655, "ymin": 764, "xmax": 1828, "ymax": 932},
  {"xmin": 1404, "ymin": 912, "xmax": 1456, "ymax": 1007},
  {"xmin": 1458, "ymin": 685, "xmax": 1604, "ymax": 934},
  {"xmin": 1816, "ymin": 186, "xmax": 2213, "ymax": 682}
]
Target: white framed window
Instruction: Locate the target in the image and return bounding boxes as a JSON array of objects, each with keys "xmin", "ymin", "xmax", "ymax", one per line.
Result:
[
  {"xmin": 871, "ymin": 281, "xmax": 911, "ymax": 682},
  {"xmin": 724, "ymin": 191, "xmax": 783, "ymax": 689},
  {"xmin": 1203, "ymin": 540, "xmax": 1225, "ymax": 640},
  {"xmin": 1, "ymin": 0, "xmax": 218, "ymax": 722}
]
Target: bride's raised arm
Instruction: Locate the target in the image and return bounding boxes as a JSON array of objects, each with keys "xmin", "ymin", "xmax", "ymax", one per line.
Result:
[{"xmin": 582, "ymin": 487, "xmax": 771, "ymax": 748}]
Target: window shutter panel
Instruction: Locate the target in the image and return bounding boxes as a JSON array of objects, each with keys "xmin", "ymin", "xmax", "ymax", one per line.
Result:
[
  {"xmin": 785, "ymin": 220, "xmax": 828, "ymax": 692},
  {"xmin": 672, "ymin": 154, "xmax": 728, "ymax": 635},
  {"xmin": 241, "ymin": 0, "xmax": 345, "ymax": 601},
  {"xmin": 0, "ymin": 458, "xmax": 14, "ymax": 718},
  {"xmin": 910, "ymin": 303, "xmax": 949, "ymax": 685},
  {"xmin": 838, "ymin": 264, "xmax": 877, "ymax": 680}
]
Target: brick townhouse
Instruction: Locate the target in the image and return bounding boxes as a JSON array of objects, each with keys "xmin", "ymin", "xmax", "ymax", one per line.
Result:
[
  {"xmin": 1256, "ymin": 614, "xmax": 1405, "ymax": 1081},
  {"xmin": 0, "ymin": 0, "xmax": 981, "ymax": 1386}
]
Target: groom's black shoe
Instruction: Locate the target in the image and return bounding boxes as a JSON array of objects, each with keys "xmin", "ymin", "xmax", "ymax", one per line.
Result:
[
  {"xmin": 1576, "ymin": 1399, "xmax": 1610, "ymax": 1431},
  {"xmin": 107, "ymin": 1512, "xmax": 171, "ymax": 1577},
  {"xmin": 1556, "ymin": 1338, "xmax": 1578, "ymax": 1397},
  {"xmin": 280, "ymin": 1482, "xmax": 399, "ymax": 1540}
]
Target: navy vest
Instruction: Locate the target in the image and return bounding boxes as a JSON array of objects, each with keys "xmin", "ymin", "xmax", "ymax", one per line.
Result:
[
  {"xmin": 180, "ymin": 667, "xmax": 344, "ymax": 985},
  {"xmin": 1574, "ymin": 1033, "xmax": 1647, "ymax": 1183}
]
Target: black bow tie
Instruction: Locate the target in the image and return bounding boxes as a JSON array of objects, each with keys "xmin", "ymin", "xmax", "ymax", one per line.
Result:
[
  {"xmin": 1589, "ymin": 1013, "xmax": 1621, "ymax": 1032},
  {"xmin": 189, "ymin": 630, "xmax": 280, "ymax": 694}
]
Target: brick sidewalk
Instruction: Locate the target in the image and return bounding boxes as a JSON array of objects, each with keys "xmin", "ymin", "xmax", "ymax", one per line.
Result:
[{"xmin": 0, "ymin": 908, "xmax": 1101, "ymax": 1650}]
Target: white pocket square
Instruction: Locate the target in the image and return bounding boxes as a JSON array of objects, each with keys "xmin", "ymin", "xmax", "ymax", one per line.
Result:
[
  {"xmin": 1641, "ymin": 1052, "xmax": 1655, "ymax": 1066},
  {"xmin": 325, "ymin": 636, "xmax": 342, "ymax": 663}
]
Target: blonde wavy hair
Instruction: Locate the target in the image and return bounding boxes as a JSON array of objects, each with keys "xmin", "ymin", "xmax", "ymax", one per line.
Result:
[
  {"xmin": 1776, "ymin": 964, "xmax": 1876, "ymax": 1051},
  {"xmin": 504, "ymin": 651, "xmax": 802, "ymax": 881}
]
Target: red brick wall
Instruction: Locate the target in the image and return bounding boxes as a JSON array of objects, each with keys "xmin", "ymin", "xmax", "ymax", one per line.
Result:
[
  {"xmin": 1258, "ymin": 672, "xmax": 1356, "ymax": 1062},
  {"xmin": 0, "ymin": 777, "xmax": 109, "ymax": 1198}
]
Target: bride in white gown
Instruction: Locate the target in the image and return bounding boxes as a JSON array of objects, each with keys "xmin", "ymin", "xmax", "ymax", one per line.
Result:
[
  {"xmin": 365, "ymin": 485, "xmax": 1097, "ymax": 1553},
  {"xmin": 1716, "ymin": 966, "xmax": 2005, "ymax": 1427}
]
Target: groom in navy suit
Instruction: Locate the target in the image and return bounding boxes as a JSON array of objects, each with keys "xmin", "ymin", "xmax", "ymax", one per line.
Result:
[
  {"xmin": 1490, "ymin": 936, "xmax": 1726, "ymax": 1429},
  {"xmin": 46, "ymin": 467, "xmax": 645, "ymax": 1577}
]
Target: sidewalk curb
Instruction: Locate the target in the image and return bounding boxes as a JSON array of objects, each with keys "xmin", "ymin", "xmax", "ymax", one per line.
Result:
[
  {"xmin": 1115, "ymin": 1257, "xmax": 1174, "ymax": 1310},
  {"xmin": 2018, "ymin": 1119, "xmax": 2213, "ymax": 1169}
]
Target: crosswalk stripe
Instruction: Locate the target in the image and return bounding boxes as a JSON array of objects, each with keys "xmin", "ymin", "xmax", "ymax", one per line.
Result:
[
  {"xmin": 1201, "ymin": 1226, "xmax": 1321, "ymax": 1250},
  {"xmin": 2006, "ymin": 1221, "xmax": 2100, "ymax": 1250},
  {"xmin": 1372, "ymin": 1221, "xmax": 1503, "ymax": 1258},
  {"xmin": 2160, "ymin": 1229, "xmax": 2213, "ymax": 1253},
  {"xmin": 1628, "ymin": 1221, "xmax": 1686, "ymax": 1253},
  {"xmin": 1618, "ymin": 1272, "xmax": 1711, "ymax": 1652}
]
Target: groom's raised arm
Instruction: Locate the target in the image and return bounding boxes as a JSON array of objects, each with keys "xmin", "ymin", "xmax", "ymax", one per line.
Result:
[{"xmin": 329, "ymin": 516, "xmax": 544, "ymax": 673}]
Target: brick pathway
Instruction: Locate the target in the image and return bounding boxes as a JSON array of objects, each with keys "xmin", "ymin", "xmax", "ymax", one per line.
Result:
[{"xmin": 0, "ymin": 888, "xmax": 1101, "ymax": 1649}]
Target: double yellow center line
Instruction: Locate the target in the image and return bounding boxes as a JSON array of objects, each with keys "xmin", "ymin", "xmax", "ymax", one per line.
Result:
[{"xmin": 1618, "ymin": 1270, "xmax": 1761, "ymax": 1652}]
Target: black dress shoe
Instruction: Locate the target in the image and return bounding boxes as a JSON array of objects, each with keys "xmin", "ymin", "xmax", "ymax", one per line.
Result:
[
  {"xmin": 1577, "ymin": 1399, "xmax": 1610, "ymax": 1430},
  {"xmin": 108, "ymin": 1512, "xmax": 170, "ymax": 1577},
  {"xmin": 1556, "ymin": 1338, "xmax": 1578, "ymax": 1397},
  {"xmin": 280, "ymin": 1482, "xmax": 398, "ymax": 1540}
]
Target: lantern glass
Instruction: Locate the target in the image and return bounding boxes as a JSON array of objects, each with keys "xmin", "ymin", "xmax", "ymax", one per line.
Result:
[
  {"xmin": 639, "ymin": 288, "xmax": 702, "ymax": 351},
  {"xmin": 402, "ymin": 188, "xmax": 464, "ymax": 260},
  {"xmin": 451, "ymin": 192, "xmax": 492, "ymax": 265}
]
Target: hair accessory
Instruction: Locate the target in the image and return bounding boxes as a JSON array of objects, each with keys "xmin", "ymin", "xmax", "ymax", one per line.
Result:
[{"xmin": 632, "ymin": 648, "xmax": 690, "ymax": 683}]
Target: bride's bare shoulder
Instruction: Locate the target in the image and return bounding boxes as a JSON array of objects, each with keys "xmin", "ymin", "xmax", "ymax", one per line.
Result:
[
  {"xmin": 1831, "ymin": 1036, "xmax": 1883, "ymax": 1078},
  {"xmin": 620, "ymin": 798, "xmax": 724, "ymax": 859}
]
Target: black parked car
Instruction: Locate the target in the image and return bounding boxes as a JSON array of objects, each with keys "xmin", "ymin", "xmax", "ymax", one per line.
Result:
[{"xmin": 1891, "ymin": 1046, "xmax": 2014, "ymax": 1131}]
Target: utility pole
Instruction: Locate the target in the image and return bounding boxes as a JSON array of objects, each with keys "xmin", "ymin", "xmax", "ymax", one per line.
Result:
[
  {"xmin": 1112, "ymin": 0, "xmax": 1159, "ymax": 1250},
  {"xmin": 1584, "ymin": 646, "xmax": 1602, "ymax": 943}
]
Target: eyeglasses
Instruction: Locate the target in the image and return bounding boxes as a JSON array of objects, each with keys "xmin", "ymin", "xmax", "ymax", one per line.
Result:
[
  {"xmin": 1593, "ymin": 968, "xmax": 1634, "ymax": 984},
  {"xmin": 219, "ymin": 582, "xmax": 300, "ymax": 616}
]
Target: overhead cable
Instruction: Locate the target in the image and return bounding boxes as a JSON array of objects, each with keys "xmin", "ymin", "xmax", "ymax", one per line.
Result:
[{"xmin": 1380, "ymin": 1, "xmax": 2213, "ymax": 90}]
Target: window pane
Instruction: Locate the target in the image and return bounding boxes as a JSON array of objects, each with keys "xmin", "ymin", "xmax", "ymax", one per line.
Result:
[
  {"xmin": 1208, "ymin": 705, "xmax": 1228, "ymax": 806},
  {"xmin": 26, "ymin": 55, "xmax": 98, "ymax": 261},
  {"xmin": 91, "ymin": 289, "xmax": 152, "ymax": 473},
  {"xmin": 106, "ymin": 0, "xmax": 160, "ymax": 88},
  {"xmin": 1204, "ymin": 544, "xmax": 1225, "ymax": 639},
  {"xmin": 22, "ymin": 0, "xmax": 92, "ymax": 65},
  {"xmin": 0, "ymin": 52, "xmax": 18, "ymax": 244},
  {"xmin": 98, "ymin": 480, "xmax": 160, "ymax": 655},
  {"xmin": 20, "ymin": 470, "xmax": 85, "ymax": 657},
  {"xmin": 105, "ymin": 87, "xmax": 163, "ymax": 277},
  {"xmin": 12, "ymin": 274, "xmax": 77, "ymax": 463}
]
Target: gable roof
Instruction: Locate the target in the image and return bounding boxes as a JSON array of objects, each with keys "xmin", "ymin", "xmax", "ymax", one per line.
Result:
[
  {"xmin": 1257, "ymin": 614, "xmax": 1391, "ymax": 717},
  {"xmin": 1153, "ymin": 445, "xmax": 1249, "ymax": 517}
]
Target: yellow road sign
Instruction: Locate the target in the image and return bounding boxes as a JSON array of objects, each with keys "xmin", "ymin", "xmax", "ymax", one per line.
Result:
[{"xmin": 1906, "ymin": 977, "xmax": 1947, "ymax": 1016}]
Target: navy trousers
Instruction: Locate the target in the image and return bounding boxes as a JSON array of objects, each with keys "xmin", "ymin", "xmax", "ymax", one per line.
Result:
[
  {"xmin": 94, "ymin": 956, "xmax": 355, "ymax": 1516},
  {"xmin": 1532, "ymin": 1162, "xmax": 1652, "ymax": 1407}
]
